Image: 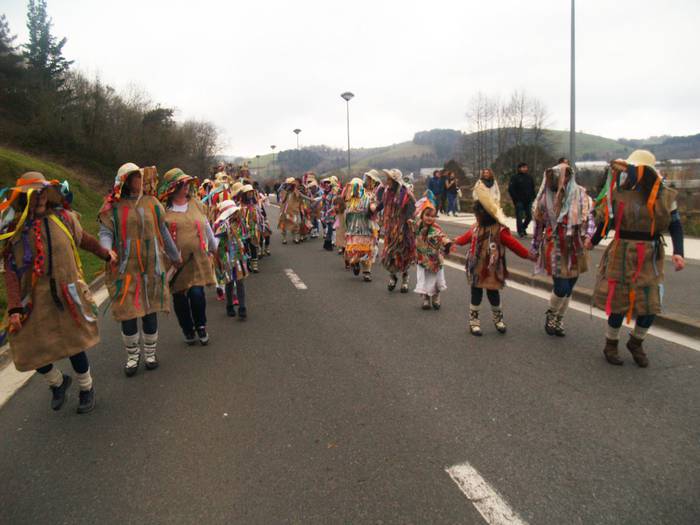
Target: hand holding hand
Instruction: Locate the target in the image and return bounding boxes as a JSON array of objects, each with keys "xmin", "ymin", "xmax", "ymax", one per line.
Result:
[
  {"xmin": 9, "ymin": 313, "xmax": 22, "ymax": 333},
  {"xmin": 672, "ymin": 254, "xmax": 685, "ymax": 272},
  {"xmin": 107, "ymin": 250, "xmax": 118, "ymax": 264},
  {"xmin": 528, "ymin": 252, "xmax": 538, "ymax": 262}
]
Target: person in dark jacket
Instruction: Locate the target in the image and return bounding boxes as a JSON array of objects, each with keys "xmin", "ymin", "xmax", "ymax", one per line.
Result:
[
  {"xmin": 427, "ymin": 170, "xmax": 443, "ymax": 215},
  {"xmin": 508, "ymin": 162, "xmax": 536, "ymax": 237}
]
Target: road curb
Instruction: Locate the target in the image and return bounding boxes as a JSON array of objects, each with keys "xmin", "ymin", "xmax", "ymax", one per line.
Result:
[
  {"xmin": 446, "ymin": 252, "xmax": 700, "ymax": 338},
  {"xmin": 0, "ymin": 273, "xmax": 106, "ymax": 372}
]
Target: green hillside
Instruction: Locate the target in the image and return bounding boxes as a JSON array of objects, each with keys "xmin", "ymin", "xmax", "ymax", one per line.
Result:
[
  {"xmin": 544, "ymin": 130, "xmax": 632, "ymax": 159},
  {"xmin": 0, "ymin": 147, "xmax": 106, "ymax": 309}
]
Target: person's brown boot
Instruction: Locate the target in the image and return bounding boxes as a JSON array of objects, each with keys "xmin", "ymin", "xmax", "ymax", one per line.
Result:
[
  {"xmin": 626, "ymin": 335, "xmax": 649, "ymax": 368},
  {"xmin": 603, "ymin": 338, "xmax": 623, "ymax": 366}
]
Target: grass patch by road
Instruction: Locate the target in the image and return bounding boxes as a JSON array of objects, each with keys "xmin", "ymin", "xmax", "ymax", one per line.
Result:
[{"xmin": 0, "ymin": 147, "xmax": 105, "ymax": 310}]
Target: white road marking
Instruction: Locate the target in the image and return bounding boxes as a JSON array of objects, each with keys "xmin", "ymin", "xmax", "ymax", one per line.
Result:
[
  {"xmin": 443, "ymin": 258, "xmax": 700, "ymax": 352},
  {"xmin": 446, "ymin": 461, "xmax": 528, "ymax": 525},
  {"xmin": 284, "ymin": 268, "xmax": 308, "ymax": 290},
  {"xmin": 0, "ymin": 285, "xmax": 111, "ymax": 411}
]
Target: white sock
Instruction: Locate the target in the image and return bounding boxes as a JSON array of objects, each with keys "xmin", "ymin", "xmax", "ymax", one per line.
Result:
[
  {"xmin": 143, "ymin": 331, "xmax": 158, "ymax": 356},
  {"xmin": 121, "ymin": 332, "xmax": 140, "ymax": 354},
  {"xmin": 76, "ymin": 369, "xmax": 93, "ymax": 391},
  {"xmin": 43, "ymin": 366, "xmax": 63, "ymax": 388},
  {"xmin": 632, "ymin": 324, "xmax": 650, "ymax": 340},
  {"xmin": 606, "ymin": 324, "xmax": 621, "ymax": 341},
  {"xmin": 549, "ymin": 293, "xmax": 565, "ymax": 312},
  {"xmin": 470, "ymin": 304, "xmax": 480, "ymax": 313},
  {"xmin": 557, "ymin": 296, "xmax": 571, "ymax": 316}
]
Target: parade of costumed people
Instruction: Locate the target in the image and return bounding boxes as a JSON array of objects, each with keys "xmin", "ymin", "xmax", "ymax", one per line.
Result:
[
  {"xmin": 454, "ymin": 174, "xmax": 535, "ymax": 336},
  {"xmin": 213, "ymin": 199, "xmax": 250, "ymax": 320},
  {"xmin": 413, "ymin": 192, "xmax": 452, "ymax": 310},
  {"xmin": 591, "ymin": 150, "xmax": 685, "ymax": 367},
  {"xmin": 157, "ymin": 168, "xmax": 217, "ymax": 346},
  {"xmin": 98, "ymin": 163, "xmax": 182, "ymax": 376},
  {"xmin": 378, "ymin": 168, "xmax": 417, "ymax": 293},
  {"xmin": 343, "ymin": 177, "xmax": 379, "ymax": 282},
  {"xmin": 0, "ymin": 173, "xmax": 115, "ymax": 413},
  {"xmin": 530, "ymin": 161, "xmax": 595, "ymax": 337}
]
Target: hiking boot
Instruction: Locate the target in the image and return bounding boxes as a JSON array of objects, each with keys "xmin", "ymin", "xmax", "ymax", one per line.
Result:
[
  {"xmin": 422, "ymin": 295, "xmax": 431, "ymax": 310},
  {"xmin": 492, "ymin": 308, "xmax": 506, "ymax": 334},
  {"xmin": 400, "ymin": 273, "xmax": 409, "ymax": 293},
  {"xmin": 226, "ymin": 304, "xmax": 237, "ymax": 317},
  {"xmin": 362, "ymin": 272, "xmax": 372, "ymax": 282},
  {"xmin": 124, "ymin": 349, "xmax": 140, "ymax": 377},
  {"xmin": 77, "ymin": 387, "xmax": 96, "ymax": 414},
  {"xmin": 554, "ymin": 315, "xmax": 566, "ymax": 337},
  {"xmin": 387, "ymin": 274, "xmax": 398, "ymax": 292},
  {"xmin": 626, "ymin": 335, "xmax": 649, "ymax": 368},
  {"xmin": 603, "ymin": 338, "xmax": 624, "ymax": 366},
  {"xmin": 196, "ymin": 327, "xmax": 209, "ymax": 346},
  {"xmin": 544, "ymin": 309, "xmax": 557, "ymax": 336},
  {"xmin": 469, "ymin": 309, "xmax": 482, "ymax": 336},
  {"xmin": 143, "ymin": 333, "xmax": 159, "ymax": 370},
  {"xmin": 432, "ymin": 294, "xmax": 441, "ymax": 310},
  {"xmin": 238, "ymin": 306, "xmax": 247, "ymax": 320},
  {"xmin": 50, "ymin": 375, "xmax": 72, "ymax": 411}
]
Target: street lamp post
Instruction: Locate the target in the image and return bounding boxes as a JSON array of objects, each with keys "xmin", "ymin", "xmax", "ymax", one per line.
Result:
[
  {"xmin": 293, "ymin": 128, "xmax": 302, "ymax": 150},
  {"xmin": 270, "ymin": 145, "xmax": 276, "ymax": 178},
  {"xmin": 341, "ymin": 91, "xmax": 354, "ymax": 178},
  {"xmin": 570, "ymin": 0, "xmax": 576, "ymax": 163}
]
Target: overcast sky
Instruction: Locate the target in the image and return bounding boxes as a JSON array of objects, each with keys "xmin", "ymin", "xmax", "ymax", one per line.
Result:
[{"xmin": 4, "ymin": 0, "xmax": 699, "ymax": 156}]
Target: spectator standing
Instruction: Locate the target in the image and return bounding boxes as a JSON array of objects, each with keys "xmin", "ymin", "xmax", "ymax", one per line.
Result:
[{"xmin": 508, "ymin": 162, "xmax": 536, "ymax": 237}]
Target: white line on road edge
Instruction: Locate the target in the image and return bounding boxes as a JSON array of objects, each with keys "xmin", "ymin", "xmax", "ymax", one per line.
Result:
[
  {"xmin": 284, "ymin": 269, "xmax": 308, "ymax": 290},
  {"xmin": 446, "ymin": 461, "xmax": 528, "ymax": 525},
  {"xmin": 444, "ymin": 258, "xmax": 700, "ymax": 352},
  {"xmin": 0, "ymin": 285, "xmax": 111, "ymax": 411}
]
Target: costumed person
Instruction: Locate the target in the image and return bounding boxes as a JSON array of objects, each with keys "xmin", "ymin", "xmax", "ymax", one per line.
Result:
[
  {"xmin": 304, "ymin": 174, "xmax": 322, "ymax": 239},
  {"xmin": 239, "ymin": 183, "xmax": 262, "ymax": 273},
  {"xmin": 320, "ymin": 178, "xmax": 337, "ymax": 251},
  {"xmin": 213, "ymin": 200, "xmax": 250, "ymax": 320},
  {"xmin": 592, "ymin": 150, "xmax": 685, "ymax": 367},
  {"xmin": 378, "ymin": 169, "xmax": 416, "ymax": 293},
  {"xmin": 413, "ymin": 195, "xmax": 452, "ymax": 310},
  {"xmin": 333, "ymin": 178, "xmax": 347, "ymax": 256},
  {"xmin": 278, "ymin": 177, "xmax": 303, "ymax": 244},
  {"xmin": 454, "ymin": 179, "xmax": 534, "ymax": 335},
  {"xmin": 343, "ymin": 177, "xmax": 378, "ymax": 282},
  {"xmin": 98, "ymin": 163, "xmax": 181, "ymax": 376},
  {"xmin": 254, "ymin": 181, "xmax": 272, "ymax": 257},
  {"xmin": 157, "ymin": 168, "xmax": 217, "ymax": 346},
  {"xmin": 530, "ymin": 162, "xmax": 595, "ymax": 337},
  {"xmin": 0, "ymin": 173, "xmax": 116, "ymax": 413}
]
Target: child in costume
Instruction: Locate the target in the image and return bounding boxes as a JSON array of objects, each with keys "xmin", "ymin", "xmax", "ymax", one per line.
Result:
[
  {"xmin": 592, "ymin": 150, "xmax": 685, "ymax": 367},
  {"xmin": 213, "ymin": 200, "xmax": 250, "ymax": 320},
  {"xmin": 98, "ymin": 163, "xmax": 181, "ymax": 376},
  {"xmin": 239, "ymin": 184, "xmax": 262, "ymax": 273},
  {"xmin": 414, "ymin": 196, "xmax": 452, "ymax": 310},
  {"xmin": 1, "ymin": 172, "xmax": 116, "ymax": 413},
  {"xmin": 455, "ymin": 179, "xmax": 534, "ymax": 335},
  {"xmin": 320, "ymin": 178, "xmax": 338, "ymax": 251},
  {"xmin": 158, "ymin": 168, "xmax": 217, "ymax": 346},
  {"xmin": 278, "ymin": 178, "xmax": 303, "ymax": 244}
]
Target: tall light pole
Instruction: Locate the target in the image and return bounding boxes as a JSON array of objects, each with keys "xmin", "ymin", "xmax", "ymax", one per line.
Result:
[
  {"xmin": 341, "ymin": 91, "xmax": 354, "ymax": 178},
  {"xmin": 270, "ymin": 145, "xmax": 276, "ymax": 178},
  {"xmin": 255, "ymin": 154, "xmax": 260, "ymax": 176},
  {"xmin": 293, "ymin": 128, "xmax": 302, "ymax": 150},
  {"xmin": 570, "ymin": 0, "xmax": 576, "ymax": 163}
]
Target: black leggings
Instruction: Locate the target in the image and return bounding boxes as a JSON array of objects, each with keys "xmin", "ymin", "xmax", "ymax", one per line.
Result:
[
  {"xmin": 470, "ymin": 286, "xmax": 500, "ymax": 307},
  {"xmin": 36, "ymin": 351, "xmax": 89, "ymax": 375},
  {"xmin": 121, "ymin": 312, "xmax": 158, "ymax": 336}
]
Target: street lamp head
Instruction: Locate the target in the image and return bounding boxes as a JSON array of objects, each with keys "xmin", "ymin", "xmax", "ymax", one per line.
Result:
[
  {"xmin": 293, "ymin": 129, "xmax": 301, "ymax": 135},
  {"xmin": 270, "ymin": 145, "xmax": 276, "ymax": 150},
  {"xmin": 341, "ymin": 91, "xmax": 354, "ymax": 102}
]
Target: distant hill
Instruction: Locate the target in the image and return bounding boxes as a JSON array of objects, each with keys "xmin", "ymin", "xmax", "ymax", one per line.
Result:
[{"xmin": 236, "ymin": 128, "xmax": 700, "ymax": 182}]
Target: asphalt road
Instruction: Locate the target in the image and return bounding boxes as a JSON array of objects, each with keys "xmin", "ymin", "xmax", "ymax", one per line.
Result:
[
  {"xmin": 1, "ymin": 207, "xmax": 699, "ymax": 524},
  {"xmin": 436, "ymin": 216, "xmax": 700, "ymax": 320}
]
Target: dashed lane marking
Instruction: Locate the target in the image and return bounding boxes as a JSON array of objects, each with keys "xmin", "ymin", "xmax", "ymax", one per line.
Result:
[
  {"xmin": 284, "ymin": 268, "xmax": 308, "ymax": 290},
  {"xmin": 446, "ymin": 461, "xmax": 528, "ymax": 525}
]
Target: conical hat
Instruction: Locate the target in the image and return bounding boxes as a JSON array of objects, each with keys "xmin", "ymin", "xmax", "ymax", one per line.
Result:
[{"xmin": 473, "ymin": 180, "xmax": 508, "ymax": 226}]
